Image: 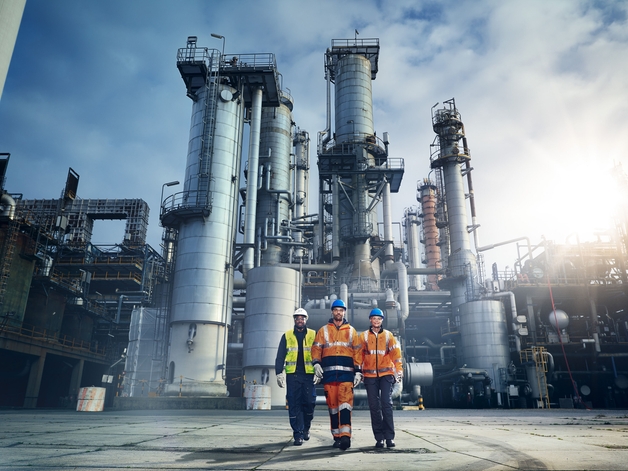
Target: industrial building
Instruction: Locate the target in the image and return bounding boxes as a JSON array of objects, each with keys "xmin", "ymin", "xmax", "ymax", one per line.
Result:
[{"xmin": 1, "ymin": 35, "xmax": 626, "ymax": 410}]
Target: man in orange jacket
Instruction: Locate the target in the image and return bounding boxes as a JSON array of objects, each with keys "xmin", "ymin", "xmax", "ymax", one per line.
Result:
[
  {"xmin": 359, "ymin": 308, "xmax": 403, "ymax": 448},
  {"xmin": 311, "ymin": 299, "xmax": 362, "ymax": 451}
]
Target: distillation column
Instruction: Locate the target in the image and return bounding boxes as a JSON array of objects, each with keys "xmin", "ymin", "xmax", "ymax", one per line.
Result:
[
  {"xmin": 429, "ymin": 99, "xmax": 509, "ymax": 394},
  {"xmin": 162, "ymin": 39, "xmax": 245, "ymax": 396},
  {"xmin": 163, "ymin": 38, "xmax": 283, "ymax": 397},
  {"xmin": 430, "ymin": 101, "xmax": 479, "ymax": 315},
  {"xmin": 418, "ymin": 180, "xmax": 441, "ymax": 291},
  {"xmin": 318, "ymin": 38, "xmax": 399, "ymax": 291},
  {"xmin": 403, "ymin": 207, "xmax": 422, "ymax": 290},
  {"xmin": 293, "ymin": 130, "xmax": 310, "ymax": 261}
]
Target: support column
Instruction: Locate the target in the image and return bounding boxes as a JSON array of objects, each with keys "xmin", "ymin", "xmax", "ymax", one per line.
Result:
[
  {"xmin": 69, "ymin": 359, "xmax": 84, "ymax": 399},
  {"xmin": 23, "ymin": 351, "xmax": 47, "ymax": 409}
]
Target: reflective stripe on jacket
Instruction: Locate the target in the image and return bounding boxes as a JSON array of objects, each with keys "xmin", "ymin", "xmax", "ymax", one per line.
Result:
[
  {"xmin": 285, "ymin": 328, "xmax": 315, "ymax": 374},
  {"xmin": 311, "ymin": 319, "xmax": 361, "ymax": 383},
  {"xmin": 360, "ymin": 328, "xmax": 402, "ymax": 378}
]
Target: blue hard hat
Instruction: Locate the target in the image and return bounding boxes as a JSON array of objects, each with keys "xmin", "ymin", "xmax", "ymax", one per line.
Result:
[
  {"xmin": 331, "ymin": 299, "xmax": 346, "ymax": 311},
  {"xmin": 369, "ymin": 308, "xmax": 384, "ymax": 318}
]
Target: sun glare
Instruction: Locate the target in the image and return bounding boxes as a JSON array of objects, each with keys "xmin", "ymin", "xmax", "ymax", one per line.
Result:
[{"xmin": 541, "ymin": 163, "xmax": 622, "ymax": 245}]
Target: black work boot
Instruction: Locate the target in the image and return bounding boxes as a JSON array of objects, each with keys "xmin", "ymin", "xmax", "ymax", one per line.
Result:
[{"xmin": 339, "ymin": 436, "xmax": 351, "ymax": 450}]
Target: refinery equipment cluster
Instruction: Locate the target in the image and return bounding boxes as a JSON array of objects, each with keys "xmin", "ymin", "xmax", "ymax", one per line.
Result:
[{"xmin": 1, "ymin": 35, "xmax": 626, "ymax": 410}]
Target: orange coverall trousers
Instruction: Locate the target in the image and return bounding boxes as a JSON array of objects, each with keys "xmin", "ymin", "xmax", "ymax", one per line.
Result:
[{"xmin": 323, "ymin": 382, "xmax": 354, "ymax": 439}]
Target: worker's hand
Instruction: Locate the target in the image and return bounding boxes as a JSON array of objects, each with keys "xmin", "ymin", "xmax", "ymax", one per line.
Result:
[
  {"xmin": 353, "ymin": 372, "xmax": 363, "ymax": 387},
  {"xmin": 313, "ymin": 374, "xmax": 321, "ymax": 385},
  {"xmin": 276, "ymin": 372, "xmax": 286, "ymax": 388},
  {"xmin": 314, "ymin": 363, "xmax": 324, "ymax": 379},
  {"xmin": 395, "ymin": 370, "xmax": 403, "ymax": 384}
]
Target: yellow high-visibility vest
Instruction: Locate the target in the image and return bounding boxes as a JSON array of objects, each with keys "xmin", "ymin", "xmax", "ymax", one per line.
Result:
[{"xmin": 285, "ymin": 328, "xmax": 315, "ymax": 374}]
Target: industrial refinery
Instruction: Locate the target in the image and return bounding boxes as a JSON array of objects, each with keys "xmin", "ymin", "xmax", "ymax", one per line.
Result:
[{"xmin": 1, "ymin": 35, "xmax": 627, "ymax": 411}]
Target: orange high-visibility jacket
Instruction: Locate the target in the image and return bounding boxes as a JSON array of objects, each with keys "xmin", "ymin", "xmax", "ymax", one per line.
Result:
[
  {"xmin": 360, "ymin": 328, "xmax": 402, "ymax": 378},
  {"xmin": 311, "ymin": 319, "xmax": 361, "ymax": 383}
]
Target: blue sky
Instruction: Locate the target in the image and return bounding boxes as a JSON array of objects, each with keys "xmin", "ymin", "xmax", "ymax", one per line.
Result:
[{"xmin": 1, "ymin": 0, "xmax": 627, "ymax": 271}]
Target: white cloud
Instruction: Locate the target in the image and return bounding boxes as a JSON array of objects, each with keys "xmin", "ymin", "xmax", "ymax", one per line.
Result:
[{"xmin": 1, "ymin": 0, "xmax": 626, "ymax": 272}]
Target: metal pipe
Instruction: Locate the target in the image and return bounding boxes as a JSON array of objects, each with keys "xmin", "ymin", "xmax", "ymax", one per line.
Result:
[
  {"xmin": 435, "ymin": 367, "xmax": 490, "ymax": 382},
  {"xmin": 464, "ymin": 160, "xmax": 479, "ymax": 249},
  {"xmin": 476, "ymin": 236, "xmax": 534, "ymax": 266},
  {"xmin": 490, "ymin": 291, "xmax": 521, "ymax": 352},
  {"xmin": 440, "ymin": 345, "xmax": 455, "ymax": 365},
  {"xmin": 243, "ymin": 87, "xmax": 263, "ymax": 275},
  {"xmin": 382, "ymin": 267, "xmax": 445, "ymax": 276},
  {"xmin": 382, "ymin": 181, "xmax": 394, "ymax": 266},
  {"xmin": 115, "ymin": 295, "xmax": 127, "ymax": 324},
  {"xmin": 332, "ymin": 175, "xmax": 340, "ymax": 260},
  {"xmin": 394, "ymin": 261, "xmax": 409, "ymax": 321}
]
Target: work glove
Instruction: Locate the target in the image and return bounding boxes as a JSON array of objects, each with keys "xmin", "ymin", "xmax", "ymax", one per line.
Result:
[
  {"xmin": 314, "ymin": 363, "xmax": 324, "ymax": 379},
  {"xmin": 353, "ymin": 372, "xmax": 363, "ymax": 387},
  {"xmin": 395, "ymin": 370, "xmax": 403, "ymax": 384},
  {"xmin": 276, "ymin": 372, "xmax": 286, "ymax": 388},
  {"xmin": 313, "ymin": 374, "xmax": 321, "ymax": 385}
]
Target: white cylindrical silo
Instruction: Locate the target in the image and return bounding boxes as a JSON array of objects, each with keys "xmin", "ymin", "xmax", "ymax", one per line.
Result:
[
  {"xmin": 164, "ymin": 79, "xmax": 245, "ymax": 397},
  {"xmin": 243, "ymin": 266, "xmax": 300, "ymax": 406},
  {"xmin": 458, "ymin": 300, "xmax": 510, "ymax": 394}
]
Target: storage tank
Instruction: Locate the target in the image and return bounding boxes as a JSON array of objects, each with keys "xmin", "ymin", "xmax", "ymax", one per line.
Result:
[
  {"xmin": 243, "ymin": 266, "xmax": 300, "ymax": 406},
  {"xmin": 458, "ymin": 300, "xmax": 510, "ymax": 393}
]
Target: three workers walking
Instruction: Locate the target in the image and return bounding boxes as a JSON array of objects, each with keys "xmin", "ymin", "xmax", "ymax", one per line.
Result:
[{"xmin": 275, "ymin": 302, "xmax": 403, "ymax": 450}]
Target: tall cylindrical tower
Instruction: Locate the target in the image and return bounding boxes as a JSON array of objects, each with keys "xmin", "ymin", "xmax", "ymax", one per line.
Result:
[
  {"xmin": 319, "ymin": 39, "xmax": 394, "ymax": 290},
  {"xmin": 403, "ymin": 207, "xmax": 422, "ymax": 290},
  {"xmin": 256, "ymin": 92, "xmax": 295, "ymax": 265},
  {"xmin": 418, "ymin": 179, "xmax": 441, "ymax": 291},
  {"xmin": 293, "ymin": 130, "xmax": 310, "ymax": 261},
  {"xmin": 430, "ymin": 99, "xmax": 508, "ymax": 383},
  {"xmin": 430, "ymin": 100, "xmax": 479, "ymax": 314},
  {"xmin": 162, "ymin": 40, "xmax": 245, "ymax": 396}
]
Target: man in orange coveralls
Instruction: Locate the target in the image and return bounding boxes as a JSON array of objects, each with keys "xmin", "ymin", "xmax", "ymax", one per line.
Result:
[
  {"xmin": 311, "ymin": 299, "xmax": 362, "ymax": 451},
  {"xmin": 359, "ymin": 308, "xmax": 403, "ymax": 448}
]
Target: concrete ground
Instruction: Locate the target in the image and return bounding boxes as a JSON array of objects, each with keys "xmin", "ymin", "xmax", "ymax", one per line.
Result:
[{"xmin": 0, "ymin": 408, "xmax": 627, "ymax": 470}]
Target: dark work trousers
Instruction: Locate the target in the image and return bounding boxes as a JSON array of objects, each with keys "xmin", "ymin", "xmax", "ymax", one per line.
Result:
[
  {"xmin": 286, "ymin": 373, "xmax": 315, "ymax": 439},
  {"xmin": 364, "ymin": 375, "xmax": 395, "ymax": 440}
]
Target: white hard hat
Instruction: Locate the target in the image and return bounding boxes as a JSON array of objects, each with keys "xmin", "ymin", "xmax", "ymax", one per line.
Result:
[{"xmin": 293, "ymin": 308, "xmax": 308, "ymax": 320}]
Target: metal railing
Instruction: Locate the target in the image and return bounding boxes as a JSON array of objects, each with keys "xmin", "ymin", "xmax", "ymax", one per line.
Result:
[{"xmin": 0, "ymin": 323, "xmax": 106, "ymax": 356}]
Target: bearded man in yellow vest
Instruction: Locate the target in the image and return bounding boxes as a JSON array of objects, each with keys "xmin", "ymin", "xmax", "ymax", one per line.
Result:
[{"xmin": 275, "ymin": 308, "xmax": 316, "ymax": 446}]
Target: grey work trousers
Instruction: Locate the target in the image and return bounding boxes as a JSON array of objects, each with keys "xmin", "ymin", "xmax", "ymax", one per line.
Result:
[{"xmin": 364, "ymin": 374, "xmax": 395, "ymax": 440}]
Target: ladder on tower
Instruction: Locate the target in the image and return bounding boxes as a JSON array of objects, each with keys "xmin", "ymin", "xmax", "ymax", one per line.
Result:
[
  {"xmin": 0, "ymin": 217, "xmax": 19, "ymax": 310},
  {"xmin": 535, "ymin": 346, "xmax": 551, "ymax": 408},
  {"xmin": 197, "ymin": 49, "xmax": 221, "ymax": 207}
]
